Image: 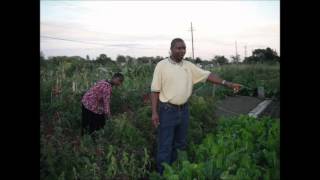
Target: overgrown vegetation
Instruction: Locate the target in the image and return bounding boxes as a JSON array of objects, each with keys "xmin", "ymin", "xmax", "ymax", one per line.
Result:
[
  {"xmin": 159, "ymin": 115, "xmax": 280, "ymax": 180},
  {"xmin": 40, "ymin": 54, "xmax": 279, "ymax": 179}
]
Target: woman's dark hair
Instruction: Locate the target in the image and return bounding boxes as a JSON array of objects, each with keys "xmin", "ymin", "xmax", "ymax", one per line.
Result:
[
  {"xmin": 112, "ymin": 72, "xmax": 124, "ymax": 81},
  {"xmin": 170, "ymin": 38, "xmax": 185, "ymax": 49}
]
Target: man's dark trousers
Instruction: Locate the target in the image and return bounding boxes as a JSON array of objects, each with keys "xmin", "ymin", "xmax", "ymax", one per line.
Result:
[{"xmin": 156, "ymin": 101, "xmax": 189, "ymax": 175}]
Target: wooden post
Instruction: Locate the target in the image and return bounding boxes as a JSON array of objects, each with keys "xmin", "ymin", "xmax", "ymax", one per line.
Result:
[
  {"xmin": 72, "ymin": 81, "xmax": 76, "ymax": 92},
  {"xmin": 212, "ymin": 84, "xmax": 216, "ymax": 98},
  {"xmin": 257, "ymin": 86, "xmax": 265, "ymax": 99}
]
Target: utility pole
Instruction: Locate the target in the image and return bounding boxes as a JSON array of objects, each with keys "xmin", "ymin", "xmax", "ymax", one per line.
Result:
[
  {"xmin": 235, "ymin": 41, "xmax": 238, "ymax": 63},
  {"xmin": 244, "ymin": 45, "xmax": 247, "ymax": 59},
  {"xmin": 190, "ymin": 22, "xmax": 195, "ymax": 60},
  {"xmin": 235, "ymin": 41, "xmax": 237, "ymax": 57}
]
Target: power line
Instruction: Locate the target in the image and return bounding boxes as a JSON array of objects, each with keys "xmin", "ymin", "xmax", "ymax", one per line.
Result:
[{"xmin": 41, "ymin": 35, "xmax": 107, "ymax": 46}]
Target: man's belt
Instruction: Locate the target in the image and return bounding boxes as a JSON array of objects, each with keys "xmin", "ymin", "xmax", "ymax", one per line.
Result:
[{"xmin": 161, "ymin": 102, "xmax": 187, "ymax": 109}]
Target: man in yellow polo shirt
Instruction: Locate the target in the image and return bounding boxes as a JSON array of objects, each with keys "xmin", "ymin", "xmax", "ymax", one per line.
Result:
[{"xmin": 151, "ymin": 38, "xmax": 242, "ymax": 175}]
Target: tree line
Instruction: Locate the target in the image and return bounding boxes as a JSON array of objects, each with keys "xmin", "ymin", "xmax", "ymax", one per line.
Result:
[{"xmin": 40, "ymin": 47, "xmax": 280, "ymax": 66}]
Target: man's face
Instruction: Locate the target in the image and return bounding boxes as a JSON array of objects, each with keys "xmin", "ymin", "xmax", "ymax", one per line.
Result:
[{"xmin": 171, "ymin": 41, "xmax": 186, "ymax": 62}]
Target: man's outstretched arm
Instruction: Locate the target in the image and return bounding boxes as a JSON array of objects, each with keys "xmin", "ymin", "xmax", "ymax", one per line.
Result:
[{"xmin": 206, "ymin": 73, "xmax": 242, "ymax": 93}]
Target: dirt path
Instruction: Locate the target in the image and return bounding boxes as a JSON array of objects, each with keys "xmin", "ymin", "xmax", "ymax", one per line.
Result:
[
  {"xmin": 213, "ymin": 96, "xmax": 263, "ymax": 118},
  {"xmin": 213, "ymin": 96, "xmax": 280, "ymax": 119}
]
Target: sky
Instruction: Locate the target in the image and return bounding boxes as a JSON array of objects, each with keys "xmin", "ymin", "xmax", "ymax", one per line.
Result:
[{"xmin": 40, "ymin": 1, "xmax": 280, "ymax": 60}]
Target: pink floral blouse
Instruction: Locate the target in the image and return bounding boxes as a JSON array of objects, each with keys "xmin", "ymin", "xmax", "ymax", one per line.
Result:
[{"xmin": 82, "ymin": 80, "xmax": 112, "ymax": 115}]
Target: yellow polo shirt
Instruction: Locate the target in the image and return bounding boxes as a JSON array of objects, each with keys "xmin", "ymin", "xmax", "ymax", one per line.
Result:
[{"xmin": 151, "ymin": 58, "xmax": 211, "ymax": 105}]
